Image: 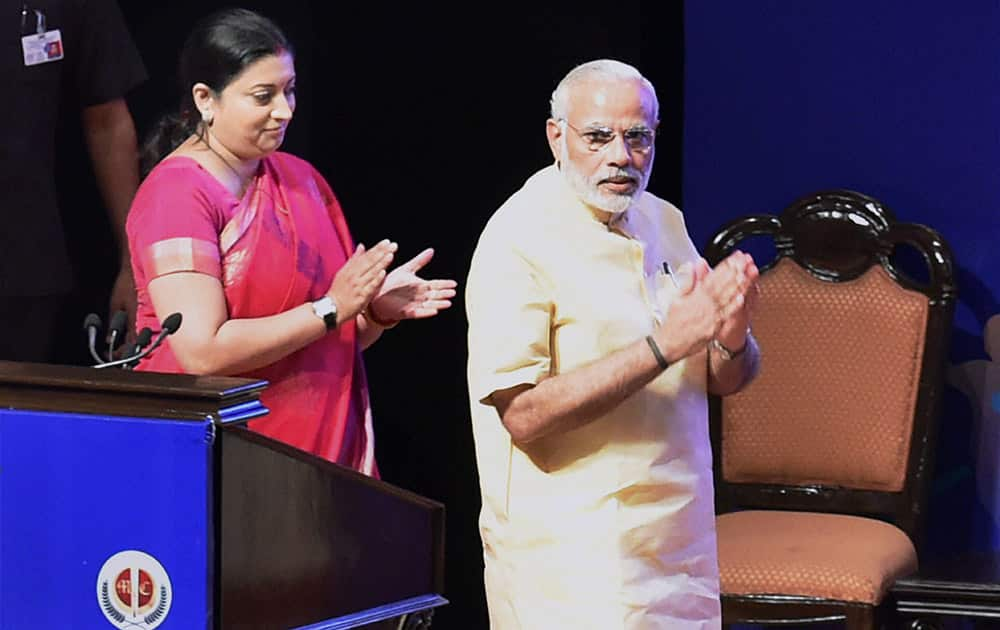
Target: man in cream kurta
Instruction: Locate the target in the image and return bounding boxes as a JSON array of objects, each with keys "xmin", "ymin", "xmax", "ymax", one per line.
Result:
[{"xmin": 466, "ymin": 60, "xmax": 761, "ymax": 629}]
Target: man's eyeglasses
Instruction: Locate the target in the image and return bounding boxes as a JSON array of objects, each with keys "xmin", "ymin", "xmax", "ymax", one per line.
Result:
[{"xmin": 560, "ymin": 119, "xmax": 656, "ymax": 153}]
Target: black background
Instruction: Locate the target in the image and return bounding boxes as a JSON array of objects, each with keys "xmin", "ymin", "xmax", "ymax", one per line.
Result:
[{"xmin": 56, "ymin": 2, "xmax": 684, "ymax": 627}]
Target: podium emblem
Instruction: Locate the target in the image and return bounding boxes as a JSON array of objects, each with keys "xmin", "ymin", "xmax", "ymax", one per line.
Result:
[{"xmin": 96, "ymin": 550, "xmax": 173, "ymax": 629}]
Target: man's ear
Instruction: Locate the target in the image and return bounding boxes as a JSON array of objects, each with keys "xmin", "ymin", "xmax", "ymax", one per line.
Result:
[{"xmin": 545, "ymin": 118, "xmax": 563, "ymax": 164}]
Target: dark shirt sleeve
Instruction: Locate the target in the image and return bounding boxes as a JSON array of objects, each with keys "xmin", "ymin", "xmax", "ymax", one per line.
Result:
[{"xmin": 71, "ymin": 0, "xmax": 147, "ymax": 106}]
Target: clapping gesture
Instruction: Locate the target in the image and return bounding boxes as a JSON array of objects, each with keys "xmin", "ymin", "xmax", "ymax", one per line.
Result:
[
  {"xmin": 710, "ymin": 251, "xmax": 759, "ymax": 348},
  {"xmin": 653, "ymin": 251, "xmax": 759, "ymax": 362},
  {"xmin": 367, "ymin": 248, "xmax": 458, "ymax": 323},
  {"xmin": 326, "ymin": 239, "xmax": 398, "ymax": 324}
]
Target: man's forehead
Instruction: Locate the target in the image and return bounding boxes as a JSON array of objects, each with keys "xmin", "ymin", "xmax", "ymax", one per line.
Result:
[{"xmin": 566, "ymin": 78, "xmax": 655, "ymax": 123}]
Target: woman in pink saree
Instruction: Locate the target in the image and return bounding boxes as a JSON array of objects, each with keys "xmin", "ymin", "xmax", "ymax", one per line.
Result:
[{"xmin": 126, "ymin": 9, "xmax": 455, "ymax": 474}]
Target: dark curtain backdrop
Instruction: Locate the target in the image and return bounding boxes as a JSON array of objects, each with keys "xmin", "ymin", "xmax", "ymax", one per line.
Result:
[{"xmin": 55, "ymin": 2, "xmax": 683, "ymax": 627}]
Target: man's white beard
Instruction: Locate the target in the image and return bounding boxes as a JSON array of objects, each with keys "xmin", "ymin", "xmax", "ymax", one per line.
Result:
[{"xmin": 559, "ymin": 141, "xmax": 652, "ymax": 215}]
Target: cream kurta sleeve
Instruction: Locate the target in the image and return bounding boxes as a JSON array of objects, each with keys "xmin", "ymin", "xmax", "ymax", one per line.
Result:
[{"xmin": 466, "ymin": 225, "xmax": 553, "ymax": 406}]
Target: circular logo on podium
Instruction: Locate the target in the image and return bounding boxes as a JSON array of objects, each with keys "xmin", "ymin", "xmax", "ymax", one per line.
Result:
[{"xmin": 96, "ymin": 550, "xmax": 172, "ymax": 629}]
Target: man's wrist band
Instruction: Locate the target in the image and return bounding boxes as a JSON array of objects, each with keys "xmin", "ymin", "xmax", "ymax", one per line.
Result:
[{"xmin": 645, "ymin": 335, "xmax": 670, "ymax": 371}]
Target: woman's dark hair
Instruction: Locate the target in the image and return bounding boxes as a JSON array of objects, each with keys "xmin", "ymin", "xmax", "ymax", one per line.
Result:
[{"xmin": 141, "ymin": 8, "xmax": 292, "ymax": 175}]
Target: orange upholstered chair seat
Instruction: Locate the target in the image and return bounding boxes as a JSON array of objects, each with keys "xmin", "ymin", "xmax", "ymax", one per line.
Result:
[{"xmin": 717, "ymin": 510, "xmax": 917, "ymax": 604}]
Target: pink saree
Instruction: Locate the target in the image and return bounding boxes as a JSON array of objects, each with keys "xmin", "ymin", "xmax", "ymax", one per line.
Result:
[{"xmin": 127, "ymin": 152, "xmax": 377, "ymax": 474}]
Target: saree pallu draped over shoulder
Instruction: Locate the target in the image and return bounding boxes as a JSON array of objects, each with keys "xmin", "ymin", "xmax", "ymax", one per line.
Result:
[{"xmin": 130, "ymin": 153, "xmax": 377, "ymax": 474}]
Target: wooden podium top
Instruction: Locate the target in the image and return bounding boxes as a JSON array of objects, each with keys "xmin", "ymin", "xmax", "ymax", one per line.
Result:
[{"xmin": 0, "ymin": 359, "xmax": 268, "ymax": 423}]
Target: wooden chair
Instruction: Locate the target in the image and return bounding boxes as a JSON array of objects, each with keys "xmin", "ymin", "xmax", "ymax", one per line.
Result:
[{"xmin": 703, "ymin": 190, "xmax": 957, "ymax": 629}]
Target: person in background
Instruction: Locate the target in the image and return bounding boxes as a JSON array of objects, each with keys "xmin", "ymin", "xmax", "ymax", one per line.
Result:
[
  {"xmin": 466, "ymin": 59, "xmax": 761, "ymax": 628},
  {"xmin": 0, "ymin": 0, "xmax": 145, "ymax": 362},
  {"xmin": 127, "ymin": 8, "xmax": 455, "ymax": 472}
]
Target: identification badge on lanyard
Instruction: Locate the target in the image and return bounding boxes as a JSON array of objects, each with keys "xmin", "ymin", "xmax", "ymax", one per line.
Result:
[{"xmin": 20, "ymin": 7, "xmax": 63, "ymax": 66}]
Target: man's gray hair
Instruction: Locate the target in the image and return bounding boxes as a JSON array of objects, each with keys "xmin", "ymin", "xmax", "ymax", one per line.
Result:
[{"xmin": 550, "ymin": 59, "xmax": 659, "ymax": 121}]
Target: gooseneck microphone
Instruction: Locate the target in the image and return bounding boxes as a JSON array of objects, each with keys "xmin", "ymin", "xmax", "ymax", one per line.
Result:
[
  {"xmin": 156, "ymin": 312, "xmax": 183, "ymax": 340},
  {"xmin": 83, "ymin": 313, "xmax": 102, "ymax": 364},
  {"xmin": 106, "ymin": 310, "xmax": 127, "ymax": 361},
  {"xmin": 138, "ymin": 313, "xmax": 183, "ymax": 362},
  {"xmin": 121, "ymin": 327, "xmax": 153, "ymax": 370},
  {"xmin": 94, "ymin": 313, "xmax": 183, "ymax": 370}
]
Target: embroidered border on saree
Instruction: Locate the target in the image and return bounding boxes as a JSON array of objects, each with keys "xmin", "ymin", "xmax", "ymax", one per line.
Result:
[
  {"xmin": 219, "ymin": 184, "xmax": 261, "ymax": 255},
  {"xmin": 143, "ymin": 237, "xmax": 221, "ymax": 280}
]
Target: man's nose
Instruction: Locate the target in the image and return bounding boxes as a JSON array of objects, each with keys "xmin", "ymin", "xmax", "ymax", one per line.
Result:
[{"xmin": 604, "ymin": 133, "xmax": 632, "ymax": 167}]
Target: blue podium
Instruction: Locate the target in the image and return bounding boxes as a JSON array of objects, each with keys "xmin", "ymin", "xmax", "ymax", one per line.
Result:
[{"xmin": 0, "ymin": 361, "xmax": 446, "ymax": 629}]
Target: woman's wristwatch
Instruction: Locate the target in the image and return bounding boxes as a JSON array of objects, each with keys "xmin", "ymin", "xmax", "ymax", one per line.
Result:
[{"xmin": 311, "ymin": 296, "xmax": 338, "ymax": 330}]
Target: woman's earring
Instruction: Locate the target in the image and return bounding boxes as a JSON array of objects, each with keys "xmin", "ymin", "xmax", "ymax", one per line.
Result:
[{"xmin": 201, "ymin": 109, "xmax": 213, "ymax": 126}]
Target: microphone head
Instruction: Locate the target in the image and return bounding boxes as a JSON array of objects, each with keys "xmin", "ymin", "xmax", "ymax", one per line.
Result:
[
  {"xmin": 161, "ymin": 312, "xmax": 183, "ymax": 334},
  {"xmin": 136, "ymin": 327, "xmax": 153, "ymax": 348},
  {"xmin": 109, "ymin": 310, "xmax": 128, "ymax": 335},
  {"xmin": 83, "ymin": 313, "xmax": 102, "ymax": 331}
]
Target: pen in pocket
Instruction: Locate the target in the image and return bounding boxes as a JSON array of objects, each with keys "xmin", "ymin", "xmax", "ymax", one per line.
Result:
[{"xmin": 661, "ymin": 261, "xmax": 680, "ymax": 288}]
